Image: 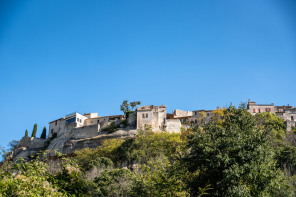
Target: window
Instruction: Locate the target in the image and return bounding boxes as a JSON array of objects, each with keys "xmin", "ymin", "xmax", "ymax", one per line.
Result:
[
  {"xmin": 146, "ymin": 113, "xmax": 148, "ymax": 118},
  {"xmin": 142, "ymin": 114, "xmax": 145, "ymax": 118},
  {"xmin": 207, "ymin": 113, "xmax": 210, "ymax": 117},
  {"xmin": 91, "ymin": 121, "xmax": 93, "ymax": 123},
  {"xmin": 292, "ymin": 116, "xmax": 294, "ymax": 121},
  {"xmin": 80, "ymin": 119, "xmax": 82, "ymax": 123},
  {"xmin": 259, "ymin": 109, "xmax": 261, "ymax": 113},
  {"xmin": 195, "ymin": 112, "xmax": 198, "ymax": 115},
  {"xmin": 55, "ymin": 121, "xmax": 57, "ymax": 126},
  {"xmin": 77, "ymin": 118, "xmax": 80, "ymax": 122},
  {"xmin": 51, "ymin": 129, "xmax": 54, "ymax": 134},
  {"xmin": 97, "ymin": 120, "xmax": 100, "ymax": 123},
  {"xmin": 266, "ymin": 108, "xmax": 271, "ymax": 112},
  {"xmin": 253, "ymin": 109, "xmax": 256, "ymax": 113}
]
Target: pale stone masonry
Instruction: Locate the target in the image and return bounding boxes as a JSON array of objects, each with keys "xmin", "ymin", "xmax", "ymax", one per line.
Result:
[
  {"xmin": 247, "ymin": 100, "xmax": 296, "ymax": 131},
  {"xmin": 48, "ymin": 101, "xmax": 296, "ymax": 138},
  {"xmin": 49, "ymin": 112, "xmax": 124, "ymax": 138},
  {"xmin": 12, "ymin": 101, "xmax": 296, "ymax": 162},
  {"xmin": 136, "ymin": 105, "xmax": 167, "ymax": 131}
]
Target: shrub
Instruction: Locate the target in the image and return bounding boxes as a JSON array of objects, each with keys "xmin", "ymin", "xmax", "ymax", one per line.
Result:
[
  {"xmin": 0, "ymin": 159, "xmax": 63, "ymax": 196},
  {"xmin": 94, "ymin": 169, "xmax": 137, "ymax": 196},
  {"xmin": 101, "ymin": 123, "xmax": 119, "ymax": 133}
]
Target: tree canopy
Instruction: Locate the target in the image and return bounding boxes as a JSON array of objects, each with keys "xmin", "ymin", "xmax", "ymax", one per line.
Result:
[
  {"xmin": 40, "ymin": 126, "xmax": 47, "ymax": 139},
  {"xmin": 120, "ymin": 100, "xmax": 141, "ymax": 116},
  {"xmin": 31, "ymin": 124, "xmax": 37, "ymax": 137}
]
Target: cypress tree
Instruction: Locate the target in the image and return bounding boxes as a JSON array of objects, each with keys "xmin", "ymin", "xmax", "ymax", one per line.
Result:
[
  {"xmin": 25, "ymin": 129, "xmax": 28, "ymax": 137},
  {"xmin": 31, "ymin": 124, "xmax": 37, "ymax": 137},
  {"xmin": 40, "ymin": 126, "xmax": 47, "ymax": 139}
]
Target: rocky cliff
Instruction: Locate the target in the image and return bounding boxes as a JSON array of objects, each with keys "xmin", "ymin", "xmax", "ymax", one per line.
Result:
[{"xmin": 10, "ymin": 125, "xmax": 137, "ymax": 162}]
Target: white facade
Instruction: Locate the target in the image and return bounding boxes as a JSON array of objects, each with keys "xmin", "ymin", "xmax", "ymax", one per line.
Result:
[
  {"xmin": 49, "ymin": 112, "xmax": 96, "ymax": 138},
  {"xmin": 49, "ymin": 112, "xmax": 125, "ymax": 138}
]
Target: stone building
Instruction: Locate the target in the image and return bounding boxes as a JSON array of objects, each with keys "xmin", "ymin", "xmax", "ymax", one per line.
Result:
[
  {"xmin": 49, "ymin": 112, "xmax": 124, "ymax": 138},
  {"xmin": 171, "ymin": 109, "xmax": 193, "ymax": 124},
  {"xmin": 136, "ymin": 105, "xmax": 183, "ymax": 133},
  {"xmin": 190, "ymin": 110, "xmax": 214, "ymax": 124},
  {"xmin": 49, "ymin": 112, "xmax": 90, "ymax": 138},
  {"xmin": 247, "ymin": 100, "xmax": 275, "ymax": 114},
  {"xmin": 247, "ymin": 100, "xmax": 296, "ymax": 131},
  {"xmin": 136, "ymin": 105, "xmax": 167, "ymax": 131},
  {"xmin": 84, "ymin": 115, "xmax": 124, "ymax": 128}
]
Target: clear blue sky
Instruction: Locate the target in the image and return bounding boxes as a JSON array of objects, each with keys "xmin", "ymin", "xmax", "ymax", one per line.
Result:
[{"xmin": 0, "ymin": 0, "xmax": 295, "ymax": 148}]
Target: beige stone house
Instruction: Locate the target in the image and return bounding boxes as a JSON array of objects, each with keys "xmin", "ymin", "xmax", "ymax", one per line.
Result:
[
  {"xmin": 247, "ymin": 100, "xmax": 296, "ymax": 131},
  {"xmin": 136, "ymin": 105, "xmax": 167, "ymax": 131},
  {"xmin": 190, "ymin": 110, "xmax": 214, "ymax": 124},
  {"xmin": 49, "ymin": 112, "xmax": 89, "ymax": 138},
  {"xmin": 49, "ymin": 112, "xmax": 123, "ymax": 138},
  {"xmin": 247, "ymin": 100, "xmax": 275, "ymax": 114},
  {"xmin": 136, "ymin": 105, "xmax": 182, "ymax": 133}
]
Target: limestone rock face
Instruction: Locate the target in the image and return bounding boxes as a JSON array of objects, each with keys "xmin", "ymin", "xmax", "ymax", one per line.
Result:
[
  {"xmin": 10, "ymin": 125, "xmax": 137, "ymax": 161},
  {"xmin": 11, "ymin": 137, "xmax": 47, "ymax": 162}
]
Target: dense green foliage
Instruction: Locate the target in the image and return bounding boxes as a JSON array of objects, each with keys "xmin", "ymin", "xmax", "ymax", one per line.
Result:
[
  {"xmin": 31, "ymin": 124, "xmax": 37, "ymax": 138},
  {"xmin": 185, "ymin": 106, "xmax": 291, "ymax": 196},
  {"xmin": 0, "ymin": 159, "xmax": 64, "ymax": 196},
  {"xmin": 40, "ymin": 127, "xmax": 47, "ymax": 139},
  {"xmin": 120, "ymin": 100, "xmax": 141, "ymax": 117},
  {"xmin": 2, "ymin": 105, "xmax": 296, "ymax": 196}
]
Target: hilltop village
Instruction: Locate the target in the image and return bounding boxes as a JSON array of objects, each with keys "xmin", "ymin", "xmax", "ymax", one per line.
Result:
[
  {"xmin": 49, "ymin": 99, "xmax": 296, "ymax": 139},
  {"xmin": 9, "ymin": 100, "xmax": 296, "ymax": 161}
]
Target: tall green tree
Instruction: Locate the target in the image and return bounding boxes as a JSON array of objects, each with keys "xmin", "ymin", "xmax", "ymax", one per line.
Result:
[
  {"xmin": 40, "ymin": 126, "xmax": 46, "ymax": 139},
  {"xmin": 120, "ymin": 100, "xmax": 141, "ymax": 116},
  {"xmin": 185, "ymin": 106, "xmax": 292, "ymax": 196},
  {"xmin": 31, "ymin": 124, "xmax": 37, "ymax": 137},
  {"xmin": 25, "ymin": 129, "xmax": 28, "ymax": 137}
]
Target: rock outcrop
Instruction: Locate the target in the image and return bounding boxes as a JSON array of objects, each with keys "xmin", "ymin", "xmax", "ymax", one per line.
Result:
[{"xmin": 10, "ymin": 125, "xmax": 137, "ymax": 161}]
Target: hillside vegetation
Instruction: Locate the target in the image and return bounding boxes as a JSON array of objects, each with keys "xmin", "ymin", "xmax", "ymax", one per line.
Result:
[{"xmin": 1, "ymin": 105, "xmax": 296, "ymax": 196}]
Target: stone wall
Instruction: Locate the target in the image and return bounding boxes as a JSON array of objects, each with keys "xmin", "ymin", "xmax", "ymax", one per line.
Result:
[
  {"xmin": 137, "ymin": 110, "xmax": 154, "ymax": 130},
  {"xmin": 286, "ymin": 120, "xmax": 296, "ymax": 131},
  {"xmin": 12, "ymin": 137, "xmax": 47, "ymax": 161},
  {"xmin": 127, "ymin": 111, "xmax": 137, "ymax": 128},
  {"xmin": 173, "ymin": 109, "xmax": 193, "ymax": 118},
  {"xmin": 165, "ymin": 119, "xmax": 181, "ymax": 133},
  {"xmin": 69, "ymin": 125, "xmax": 100, "ymax": 139},
  {"xmin": 18, "ymin": 137, "xmax": 47, "ymax": 149}
]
